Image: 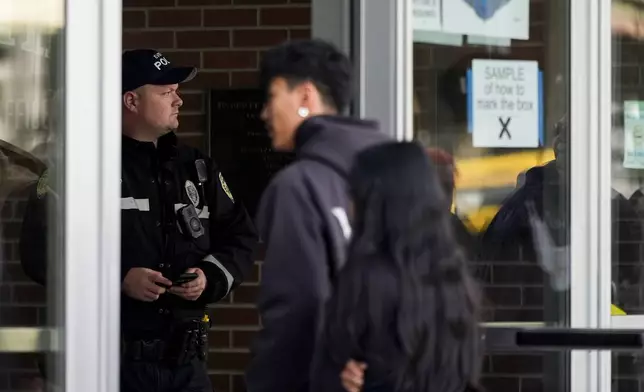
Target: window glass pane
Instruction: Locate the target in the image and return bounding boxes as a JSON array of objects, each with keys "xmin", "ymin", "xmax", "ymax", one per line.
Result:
[
  {"xmin": 411, "ymin": 0, "xmax": 570, "ymax": 390},
  {"xmin": 611, "ymin": 1, "xmax": 644, "ymax": 390},
  {"xmin": 610, "ymin": 0, "xmax": 644, "ymax": 317},
  {"xmin": 0, "ymin": 1, "xmax": 64, "ymax": 390}
]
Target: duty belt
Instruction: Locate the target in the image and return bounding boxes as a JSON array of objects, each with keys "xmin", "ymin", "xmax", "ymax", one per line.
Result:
[{"xmin": 122, "ymin": 314, "xmax": 210, "ymax": 366}]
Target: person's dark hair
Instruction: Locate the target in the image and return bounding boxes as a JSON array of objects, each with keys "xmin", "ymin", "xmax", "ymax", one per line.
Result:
[
  {"xmin": 327, "ymin": 142, "xmax": 481, "ymax": 391},
  {"xmin": 259, "ymin": 39, "xmax": 352, "ymax": 113}
]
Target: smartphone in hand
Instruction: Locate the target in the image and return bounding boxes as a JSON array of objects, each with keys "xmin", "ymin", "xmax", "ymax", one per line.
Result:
[{"xmin": 173, "ymin": 272, "xmax": 198, "ymax": 285}]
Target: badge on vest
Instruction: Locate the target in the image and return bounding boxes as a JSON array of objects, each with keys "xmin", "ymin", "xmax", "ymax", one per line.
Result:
[
  {"xmin": 185, "ymin": 180, "xmax": 200, "ymax": 206},
  {"xmin": 219, "ymin": 172, "xmax": 234, "ymax": 203}
]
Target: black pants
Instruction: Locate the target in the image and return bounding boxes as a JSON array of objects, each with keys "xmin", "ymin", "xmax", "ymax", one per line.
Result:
[{"xmin": 121, "ymin": 358, "xmax": 212, "ymax": 392}]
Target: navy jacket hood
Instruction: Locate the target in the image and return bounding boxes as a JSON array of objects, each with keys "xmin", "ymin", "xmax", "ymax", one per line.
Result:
[{"xmin": 294, "ymin": 115, "xmax": 383, "ymax": 177}]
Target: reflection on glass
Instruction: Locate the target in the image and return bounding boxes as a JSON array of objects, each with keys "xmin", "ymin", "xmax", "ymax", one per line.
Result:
[
  {"xmin": 612, "ymin": 1, "xmax": 644, "ymax": 391},
  {"xmin": 612, "ymin": 0, "xmax": 644, "ymax": 40},
  {"xmin": 412, "ymin": 0, "xmax": 570, "ymax": 323},
  {"xmin": 0, "ymin": 1, "xmax": 64, "ymax": 390},
  {"xmin": 412, "ymin": 0, "xmax": 570, "ymax": 390}
]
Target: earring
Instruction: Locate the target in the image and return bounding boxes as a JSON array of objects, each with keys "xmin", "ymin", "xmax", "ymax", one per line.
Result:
[{"xmin": 298, "ymin": 107, "xmax": 310, "ymax": 118}]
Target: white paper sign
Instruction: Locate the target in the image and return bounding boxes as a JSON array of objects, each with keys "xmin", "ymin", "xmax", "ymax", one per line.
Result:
[
  {"xmin": 442, "ymin": 0, "xmax": 530, "ymax": 40},
  {"xmin": 471, "ymin": 59, "xmax": 540, "ymax": 148},
  {"xmin": 623, "ymin": 101, "xmax": 644, "ymax": 169},
  {"xmin": 412, "ymin": 0, "xmax": 442, "ymax": 32}
]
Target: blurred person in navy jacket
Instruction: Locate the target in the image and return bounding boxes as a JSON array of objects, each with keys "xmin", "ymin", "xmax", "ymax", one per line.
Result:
[{"xmin": 245, "ymin": 39, "xmax": 390, "ymax": 392}]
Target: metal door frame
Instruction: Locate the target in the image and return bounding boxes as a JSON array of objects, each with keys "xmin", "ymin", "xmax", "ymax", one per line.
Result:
[
  {"xmin": 571, "ymin": 0, "xmax": 604, "ymax": 387},
  {"xmin": 65, "ymin": 0, "xmax": 122, "ymax": 389},
  {"xmin": 353, "ymin": 0, "xmax": 413, "ymax": 140}
]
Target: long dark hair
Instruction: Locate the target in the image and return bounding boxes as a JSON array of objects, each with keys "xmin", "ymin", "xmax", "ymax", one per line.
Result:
[{"xmin": 326, "ymin": 142, "xmax": 481, "ymax": 392}]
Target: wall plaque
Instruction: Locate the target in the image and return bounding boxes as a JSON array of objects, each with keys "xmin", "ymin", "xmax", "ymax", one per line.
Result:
[{"xmin": 208, "ymin": 89, "xmax": 294, "ymax": 218}]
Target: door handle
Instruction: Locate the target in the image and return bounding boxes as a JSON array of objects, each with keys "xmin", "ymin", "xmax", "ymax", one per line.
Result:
[{"xmin": 484, "ymin": 327, "xmax": 644, "ymax": 351}]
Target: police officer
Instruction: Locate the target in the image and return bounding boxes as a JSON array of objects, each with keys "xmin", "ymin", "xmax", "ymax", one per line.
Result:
[
  {"xmin": 119, "ymin": 48, "xmax": 257, "ymax": 391},
  {"xmin": 21, "ymin": 49, "xmax": 258, "ymax": 392}
]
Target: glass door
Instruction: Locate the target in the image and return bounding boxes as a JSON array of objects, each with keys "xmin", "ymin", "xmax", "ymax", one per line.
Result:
[
  {"xmin": 0, "ymin": 3, "xmax": 64, "ymax": 389},
  {"xmin": 606, "ymin": 1, "xmax": 644, "ymax": 391},
  {"xmin": 407, "ymin": 0, "xmax": 577, "ymax": 390},
  {"xmin": 356, "ymin": 0, "xmax": 641, "ymax": 391},
  {"xmin": 0, "ymin": 0, "xmax": 121, "ymax": 390}
]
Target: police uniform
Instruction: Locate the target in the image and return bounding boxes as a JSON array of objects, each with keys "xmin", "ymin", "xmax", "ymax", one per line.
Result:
[
  {"xmin": 21, "ymin": 50, "xmax": 258, "ymax": 392},
  {"xmin": 119, "ymin": 49, "xmax": 257, "ymax": 391},
  {"xmin": 119, "ymin": 130, "xmax": 256, "ymax": 391}
]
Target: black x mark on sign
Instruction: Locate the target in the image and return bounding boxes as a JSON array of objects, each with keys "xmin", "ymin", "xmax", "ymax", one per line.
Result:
[{"xmin": 498, "ymin": 117, "xmax": 511, "ymax": 139}]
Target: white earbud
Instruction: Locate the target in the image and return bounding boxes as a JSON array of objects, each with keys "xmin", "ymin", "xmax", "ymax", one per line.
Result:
[{"xmin": 298, "ymin": 107, "xmax": 310, "ymax": 118}]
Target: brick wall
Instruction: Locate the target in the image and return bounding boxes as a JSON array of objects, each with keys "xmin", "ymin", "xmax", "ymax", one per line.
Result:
[
  {"xmin": 123, "ymin": 0, "xmax": 311, "ymax": 155},
  {"xmin": 123, "ymin": 1, "xmax": 310, "ymax": 391}
]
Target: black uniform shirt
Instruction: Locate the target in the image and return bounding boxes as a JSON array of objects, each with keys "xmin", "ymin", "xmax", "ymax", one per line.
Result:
[{"xmin": 120, "ymin": 132, "xmax": 257, "ymax": 339}]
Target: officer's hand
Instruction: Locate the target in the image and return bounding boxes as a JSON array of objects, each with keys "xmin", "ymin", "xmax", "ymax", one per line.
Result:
[
  {"xmin": 122, "ymin": 268, "xmax": 173, "ymax": 302},
  {"xmin": 169, "ymin": 268, "xmax": 206, "ymax": 301}
]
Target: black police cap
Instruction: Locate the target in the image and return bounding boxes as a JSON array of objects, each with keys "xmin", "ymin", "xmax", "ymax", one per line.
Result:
[{"xmin": 122, "ymin": 49, "xmax": 197, "ymax": 94}]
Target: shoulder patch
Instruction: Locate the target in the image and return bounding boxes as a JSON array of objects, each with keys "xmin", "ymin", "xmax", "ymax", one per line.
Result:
[
  {"xmin": 219, "ymin": 172, "xmax": 234, "ymax": 203},
  {"xmin": 36, "ymin": 169, "xmax": 49, "ymax": 199}
]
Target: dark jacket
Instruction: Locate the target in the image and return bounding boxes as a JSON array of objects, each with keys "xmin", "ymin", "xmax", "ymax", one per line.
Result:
[
  {"xmin": 20, "ymin": 163, "xmax": 62, "ymax": 288},
  {"xmin": 310, "ymin": 258, "xmax": 405, "ymax": 392},
  {"xmin": 20, "ymin": 181, "xmax": 49, "ymax": 286},
  {"xmin": 120, "ymin": 132, "xmax": 256, "ymax": 338},
  {"xmin": 20, "ymin": 132, "xmax": 258, "ymax": 339},
  {"xmin": 479, "ymin": 161, "xmax": 643, "ymax": 317},
  {"xmin": 310, "ymin": 256, "xmax": 401, "ymax": 392},
  {"xmin": 479, "ymin": 161, "xmax": 565, "ymax": 259},
  {"xmin": 310, "ymin": 256, "xmax": 482, "ymax": 392},
  {"xmin": 245, "ymin": 115, "xmax": 390, "ymax": 392}
]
